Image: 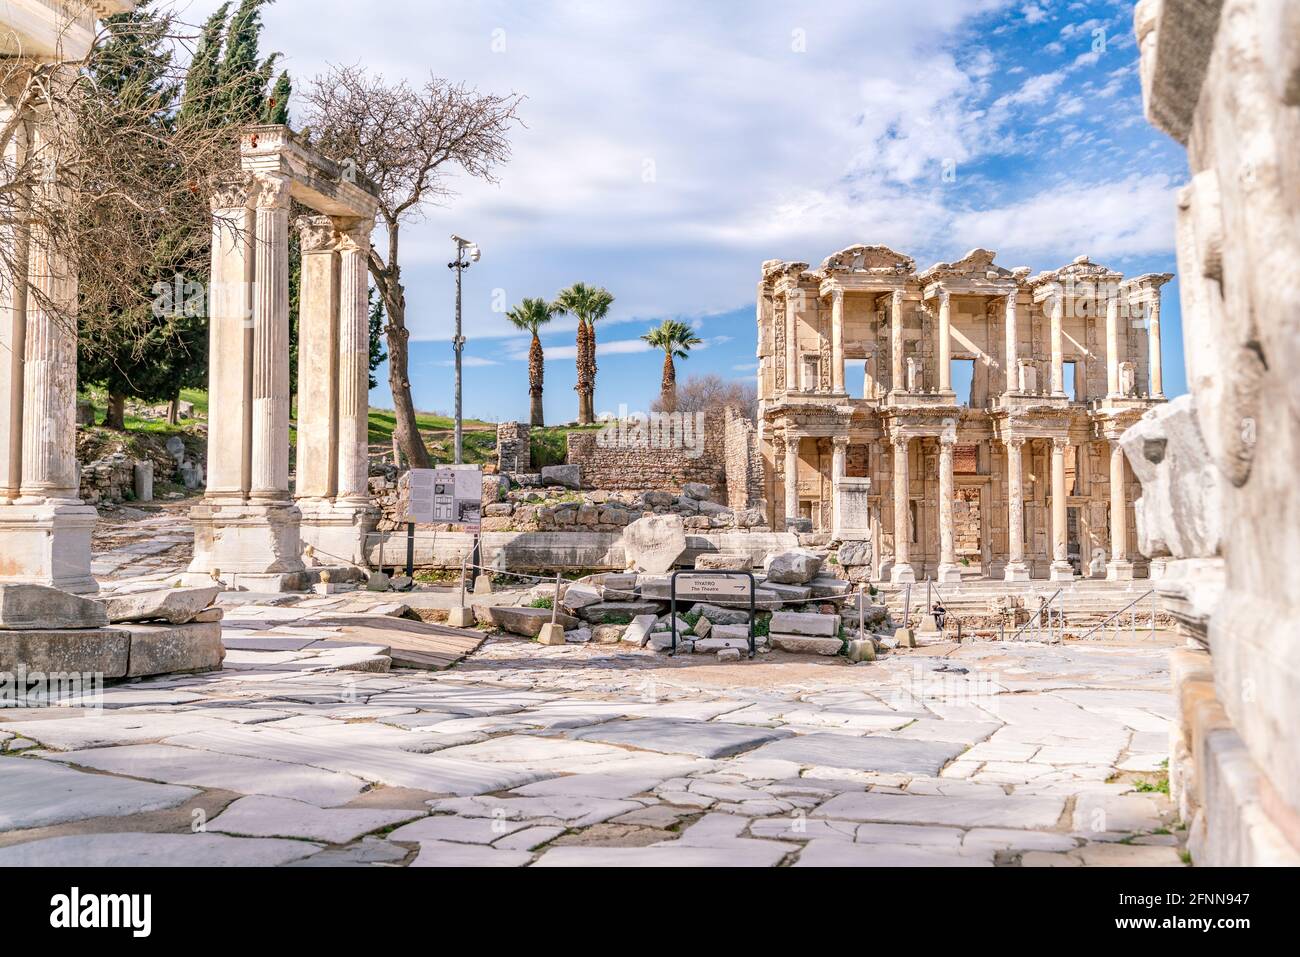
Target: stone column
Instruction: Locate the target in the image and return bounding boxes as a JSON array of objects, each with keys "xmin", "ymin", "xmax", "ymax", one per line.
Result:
[
  {"xmin": 784, "ymin": 290, "xmax": 798, "ymax": 394},
  {"xmin": 293, "ymin": 216, "xmax": 340, "ymax": 502},
  {"xmin": 1049, "ymin": 437, "xmax": 1073, "ymax": 580},
  {"xmin": 249, "ymin": 173, "xmax": 292, "ymax": 503},
  {"xmin": 1004, "ymin": 293, "xmax": 1018, "ymax": 395},
  {"xmin": 1148, "ymin": 293, "xmax": 1164, "ymax": 397},
  {"xmin": 830, "ymin": 435, "xmax": 848, "ymax": 538},
  {"xmin": 783, "ymin": 433, "xmax": 800, "ymax": 528},
  {"xmin": 890, "ymin": 434, "xmax": 915, "ymax": 583},
  {"xmin": 890, "ymin": 290, "xmax": 905, "ymax": 393},
  {"xmin": 0, "ymin": 102, "xmax": 28, "ymax": 504},
  {"xmin": 937, "ymin": 290, "xmax": 952, "ymax": 393},
  {"xmin": 1050, "ymin": 292, "xmax": 1065, "ymax": 396},
  {"xmin": 1003, "ymin": 435, "xmax": 1029, "ymax": 581},
  {"xmin": 937, "ymin": 434, "xmax": 961, "ymax": 582},
  {"xmin": 335, "ymin": 219, "xmax": 373, "ymax": 505},
  {"xmin": 203, "ymin": 175, "xmax": 255, "ymax": 502},
  {"xmin": 1106, "ymin": 438, "xmax": 1134, "ymax": 580},
  {"xmin": 829, "ymin": 288, "xmax": 844, "ymax": 393},
  {"xmin": 1106, "ymin": 284, "xmax": 1121, "ymax": 397}
]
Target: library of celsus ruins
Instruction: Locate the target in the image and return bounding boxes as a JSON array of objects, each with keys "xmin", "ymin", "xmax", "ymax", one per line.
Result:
[{"xmin": 756, "ymin": 246, "xmax": 1171, "ymax": 583}]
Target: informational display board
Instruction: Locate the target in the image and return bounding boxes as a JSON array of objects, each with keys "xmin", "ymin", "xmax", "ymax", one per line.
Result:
[
  {"xmin": 674, "ymin": 573, "xmax": 751, "ymax": 600},
  {"xmin": 407, "ymin": 465, "xmax": 483, "ymax": 530}
]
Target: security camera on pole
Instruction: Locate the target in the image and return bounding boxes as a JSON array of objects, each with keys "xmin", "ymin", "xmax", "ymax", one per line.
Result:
[{"xmin": 448, "ymin": 235, "xmax": 480, "ymax": 466}]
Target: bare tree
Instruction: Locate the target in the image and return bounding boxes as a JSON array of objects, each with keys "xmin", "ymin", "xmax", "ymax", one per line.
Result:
[
  {"xmin": 652, "ymin": 373, "xmax": 759, "ymax": 420},
  {"xmin": 300, "ymin": 65, "xmax": 523, "ymax": 469}
]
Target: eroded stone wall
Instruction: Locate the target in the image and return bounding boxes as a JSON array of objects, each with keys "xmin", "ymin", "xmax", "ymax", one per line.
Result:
[{"xmin": 564, "ymin": 410, "xmax": 727, "ymax": 494}]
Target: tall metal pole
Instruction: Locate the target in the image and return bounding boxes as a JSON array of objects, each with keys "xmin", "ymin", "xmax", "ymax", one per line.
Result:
[{"xmin": 453, "ymin": 247, "xmax": 464, "ymax": 465}]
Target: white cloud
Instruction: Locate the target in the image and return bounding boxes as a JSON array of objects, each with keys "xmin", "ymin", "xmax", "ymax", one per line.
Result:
[{"xmin": 1021, "ymin": 4, "xmax": 1049, "ymax": 24}]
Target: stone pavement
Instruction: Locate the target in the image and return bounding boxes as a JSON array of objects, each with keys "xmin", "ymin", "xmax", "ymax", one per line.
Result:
[{"xmin": 0, "ymin": 607, "xmax": 1186, "ymax": 867}]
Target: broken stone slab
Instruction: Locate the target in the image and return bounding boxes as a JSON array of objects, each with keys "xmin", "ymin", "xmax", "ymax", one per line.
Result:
[
  {"xmin": 564, "ymin": 627, "xmax": 593, "ymax": 644},
  {"xmin": 209, "ymin": 795, "xmax": 422, "ymax": 844},
  {"xmin": 96, "ymin": 585, "xmax": 221, "ymax": 625},
  {"xmin": 558, "ymin": 582, "xmax": 602, "ymax": 612},
  {"xmin": 763, "ymin": 582, "xmax": 813, "ymax": 602},
  {"xmin": 620, "ymin": 614, "xmax": 659, "ymax": 647},
  {"xmin": 0, "ymin": 583, "xmax": 108, "ymax": 630},
  {"xmin": 0, "ymin": 627, "xmax": 130, "ymax": 678},
  {"xmin": 717, "ymin": 647, "xmax": 742, "ymax": 662},
  {"xmin": 813, "ymin": 791, "xmax": 1066, "ymax": 829},
  {"xmin": 488, "ymin": 606, "xmax": 580, "ymax": 638},
  {"xmin": 122, "ymin": 621, "xmax": 226, "ymax": 678},
  {"xmin": 621, "ymin": 514, "xmax": 687, "ymax": 574},
  {"xmin": 694, "ymin": 637, "xmax": 749, "ymax": 653},
  {"xmin": 770, "ymin": 634, "xmax": 843, "ymax": 656},
  {"xmin": 569, "ymin": 717, "xmax": 790, "ymax": 759},
  {"xmin": 635, "ymin": 575, "xmax": 671, "ymax": 599},
  {"xmin": 809, "ymin": 577, "xmax": 851, "ymax": 598},
  {"xmin": 750, "ymin": 733, "xmax": 966, "ymax": 777},
  {"xmin": 693, "ymin": 616, "xmax": 713, "ymax": 639},
  {"xmin": 540, "ymin": 464, "xmax": 582, "ymax": 490},
  {"xmin": 709, "ymin": 623, "xmax": 752, "ymax": 641},
  {"xmin": 577, "ymin": 601, "xmax": 665, "ymax": 624},
  {"xmin": 690, "ymin": 603, "xmax": 750, "ymax": 625},
  {"xmin": 694, "ymin": 553, "xmax": 752, "ymax": 571},
  {"xmin": 591, "ymin": 624, "xmax": 626, "ymax": 643},
  {"xmin": 769, "ymin": 610, "xmax": 839, "ymax": 637},
  {"xmin": 682, "ymin": 482, "xmax": 712, "ymax": 500},
  {"xmin": 0, "ymin": 833, "xmax": 322, "ymax": 867},
  {"xmin": 764, "ymin": 549, "xmax": 823, "ymax": 585},
  {"xmin": 0, "ymin": 759, "xmax": 197, "ymax": 831},
  {"xmin": 837, "ymin": 540, "xmax": 873, "ymax": 567}
]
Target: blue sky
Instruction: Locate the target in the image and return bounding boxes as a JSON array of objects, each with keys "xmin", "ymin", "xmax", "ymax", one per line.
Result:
[{"xmin": 175, "ymin": 0, "xmax": 1189, "ymax": 422}]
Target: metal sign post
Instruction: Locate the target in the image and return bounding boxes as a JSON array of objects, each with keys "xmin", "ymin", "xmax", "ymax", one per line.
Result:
[{"xmin": 669, "ymin": 571, "xmax": 757, "ymax": 658}]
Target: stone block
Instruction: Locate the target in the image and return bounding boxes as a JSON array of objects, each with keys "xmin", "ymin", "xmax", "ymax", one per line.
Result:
[
  {"xmin": 694, "ymin": 637, "xmax": 749, "ymax": 653},
  {"xmin": 717, "ymin": 648, "xmax": 742, "ymax": 662},
  {"xmin": 682, "ymin": 482, "xmax": 712, "ymax": 500},
  {"xmin": 487, "ymin": 606, "xmax": 580, "ymax": 638},
  {"xmin": 122, "ymin": 622, "xmax": 225, "ymax": 678},
  {"xmin": 770, "ymin": 634, "xmax": 843, "ymax": 656},
  {"xmin": 763, "ymin": 582, "xmax": 813, "ymax": 602},
  {"xmin": 577, "ymin": 601, "xmax": 665, "ymax": 624},
  {"xmin": 769, "ymin": 611, "xmax": 838, "ymax": 637},
  {"xmin": 620, "ymin": 614, "xmax": 659, "ymax": 647},
  {"xmin": 837, "ymin": 540, "xmax": 872, "ymax": 567},
  {"xmin": 96, "ymin": 586, "xmax": 220, "ymax": 625},
  {"xmin": 559, "ymin": 582, "xmax": 602, "ymax": 612},
  {"xmin": 536, "ymin": 622, "xmax": 567, "ymax": 646},
  {"xmin": 540, "ymin": 465, "xmax": 581, "ymax": 490},
  {"xmin": 809, "ymin": 577, "xmax": 851, "ymax": 598},
  {"xmin": 621, "ymin": 514, "xmax": 687, "ymax": 574},
  {"xmin": 591, "ymin": 624, "xmax": 626, "ymax": 643},
  {"xmin": 846, "ymin": 638, "xmax": 876, "ymax": 663},
  {"xmin": 694, "ymin": 552, "xmax": 752, "ymax": 570},
  {"xmin": 0, "ymin": 584, "xmax": 107, "ymax": 630},
  {"xmin": 764, "ymin": 549, "xmax": 823, "ymax": 584},
  {"xmin": 0, "ymin": 627, "xmax": 130, "ymax": 679},
  {"xmin": 694, "ymin": 616, "xmax": 713, "ymax": 639}
]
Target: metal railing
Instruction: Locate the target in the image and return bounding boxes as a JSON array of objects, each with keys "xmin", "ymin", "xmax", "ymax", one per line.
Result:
[
  {"xmin": 1075, "ymin": 589, "xmax": 1156, "ymax": 641},
  {"xmin": 1007, "ymin": 587, "xmax": 1062, "ymax": 642}
]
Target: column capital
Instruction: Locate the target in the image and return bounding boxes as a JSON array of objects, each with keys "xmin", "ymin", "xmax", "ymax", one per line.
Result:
[
  {"xmin": 819, "ymin": 279, "xmax": 844, "ymax": 302},
  {"xmin": 209, "ymin": 172, "xmax": 253, "ymax": 213},
  {"xmin": 331, "ymin": 216, "xmax": 375, "ymax": 253},
  {"xmin": 831, "ymin": 435, "xmax": 850, "ymax": 450},
  {"xmin": 1003, "ymin": 434, "xmax": 1026, "ymax": 450},
  {"xmin": 890, "ymin": 433, "xmax": 910, "ymax": 451},
  {"xmin": 938, "ymin": 432, "xmax": 957, "ymax": 449},
  {"xmin": 295, "ymin": 214, "xmax": 339, "ymax": 253},
  {"xmin": 250, "ymin": 172, "xmax": 292, "ymax": 210},
  {"xmin": 1051, "ymin": 435, "xmax": 1070, "ymax": 452}
]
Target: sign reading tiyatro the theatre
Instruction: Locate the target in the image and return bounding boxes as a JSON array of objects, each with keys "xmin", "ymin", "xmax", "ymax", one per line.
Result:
[{"xmin": 675, "ymin": 574, "xmax": 750, "ymax": 599}]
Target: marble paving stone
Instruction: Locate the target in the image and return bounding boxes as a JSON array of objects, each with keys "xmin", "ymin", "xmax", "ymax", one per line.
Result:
[
  {"xmin": 746, "ymin": 733, "xmax": 966, "ymax": 776},
  {"xmin": 492, "ymin": 825, "xmax": 567, "ymax": 851},
  {"xmin": 853, "ymin": 823, "xmax": 965, "ymax": 848},
  {"xmin": 778, "ymin": 709, "xmax": 913, "ymax": 732},
  {"xmin": 962, "ymin": 828, "xmax": 1079, "ymax": 852},
  {"xmin": 409, "ymin": 841, "xmax": 532, "ymax": 867},
  {"xmin": 0, "ymin": 759, "xmax": 197, "ymax": 831},
  {"xmin": 47, "ymin": 744, "xmax": 368, "ymax": 806},
  {"xmin": 430, "ymin": 794, "xmax": 644, "ymax": 827},
  {"xmin": 1073, "ymin": 844, "xmax": 1185, "ymax": 866},
  {"xmin": 511, "ymin": 772, "xmax": 670, "ymax": 800},
  {"xmin": 794, "ymin": 839, "xmax": 993, "ymax": 867},
  {"xmin": 611, "ymin": 803, "xmax": 691, "ymax": 828},
  {"xmin": 0, "ymin": 833, "xmax": 322, "ymax": 867},
  {"xmin": 1072, "ymin": 793, "xmax": 1162, "ymax": 834},
  {"xmin": 813, "ymin": 792, "xmax": 1067, "ymax": 829},
  {"xmin": 387, "ymin": 814, "xmax": 528, "ymax": 845},
  {"xmin": 286, "ymin": 837, "xmax": 409, "ymax": 867},
  {"xmin": 533, "ymin": 842, "xmax": 792, "ymax": 867},
  {"xmin": 209, "ymin": 795, "xmax": 423, "ymax": 844},
  {"xmin": 748, "ymin": 817, "xmax": 859, "ymax": 842},
  {"xmin": 568, "ymin": 718, "xmax": 790, "ymax": 759},
  {"xmin": 0, "ymin": 712, "xmax": 241, "ymax": 751},
  {"xmin": 432, "ymin": 735, "xmax": 642, "ymax": 771},
  {"xmin": 886, "ymin": 720, "xmax": 1002, "ymax": 746},
  {"xmin": 670, "ymin": 812, "xmax": 749, "ymax": 846}
]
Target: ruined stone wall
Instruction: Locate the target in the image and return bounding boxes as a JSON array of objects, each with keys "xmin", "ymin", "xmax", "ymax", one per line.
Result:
[
  {"xmin": 495, "ymin": 422, "xmax": 531, "ymax": 473},
  {"xmin": 723, "ymin": 407, "xmax": 765, "ymax": 511},
  {"xmin": 564, "ymin": 410, "xmax": 727, "ymax": 495}
]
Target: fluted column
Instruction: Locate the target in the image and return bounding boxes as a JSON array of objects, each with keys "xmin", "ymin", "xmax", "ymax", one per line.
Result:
[
  {"xmin": 829, "ymin": 288, "xmax": 844, "ymax": 393},
  {"xmin": 937, "ymin": 434, "xmax": 960, "ymax": 582},
  {"xmin": 1050, "ymin": 292, "xmax": 1065, "ymax": 396},
  {"xmin": 1004, "ymin": 293, "xmax": 1018, "ymax": 395},
  {"xmin": 890, "ymin": 434, "xmax": 915, "ymax": 583},
  {"xmin": 937, "ymin": 290, "xmax": 952, "ymax": 393},
  {"xmin": 783, "ymin": 289, "xmax": 798, "ymax": 393},
  {"xmin": 336, "ymin": 218, "xmax": 374, "ymax": 503},
  {"xmin": 249, "ymin": 173, "xmax": 292, "ymax": 502},
  {"xmin": 1148, "ymin": 293, "xmax": 1164, "ymax": 397},
  {"xmin": 294, "ymin": 216, "xmax": 340, "ymax": 502},
  {"xmin": 783, "ymin": 433, "xmax": 800, "ymax": 527},
  {"xmin": 831, "ymin": 435, "xmax": 848, "ymax": 539},
  {"xmin": 204, "ymin": 175, "xmax": 255, "ymax": 501},
  {"xmin": 1106, "ymin": 284, "xmax": 1121, "ymax": 397},
  {"xmin": 890, "ymin": 290, "xmax": 905, "ymax": 394},
  {"xmin": 1106, "ymin": 439, "xmax": 1134, "ymax": 580},
  {"xmin": 1049, "ymin": 437, "xmax": 1073, "ymax": 580},
  {"xmin": 0, "ymin": 101, "xmax": 28, "ymax": 504},
  {"xmin": 1004, "ymin": 436, "xmax": 1029, "ymax": 581}
]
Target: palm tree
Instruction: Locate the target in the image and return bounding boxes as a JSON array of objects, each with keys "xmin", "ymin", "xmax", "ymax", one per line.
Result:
[
  {"xmin": 641, "ymin": 320, "xmax": 703, "ymax": 412},
  {"xmin": 505, "ymin": 297, "xmax": 558, "ymax": 427},
  {"xmin": 554, "ymin": 282, "xmax": 614, "ymax": 424}
]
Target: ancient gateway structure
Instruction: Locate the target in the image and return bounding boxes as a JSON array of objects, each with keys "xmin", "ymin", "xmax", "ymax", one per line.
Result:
[
  {"xmin": 756, "ymin": 247, "xmax": 1171, "ymax": 584},
  {"xmin": 0, "ymin": 1, "xmax": 136, "ymax": 593},
  {"xmin": 183, "ymin": 126, "xmax": 381, "ymax": 590}
]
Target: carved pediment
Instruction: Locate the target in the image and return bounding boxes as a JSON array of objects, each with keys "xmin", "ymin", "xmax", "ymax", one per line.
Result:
[
  {"xmin": 762, "ymin": 259, "xmax": 811, "ymax": 283},
  {"xmin": 1031, "ymin": 254, "xmax": 1124, "ymax": 286},
  {"xmin": 919, "ymin": 247, "xmax": 1021, "ymax": 282},
  {"xmin": 817, "ymin": 244, "xmax": 916, "ymax": 275}
]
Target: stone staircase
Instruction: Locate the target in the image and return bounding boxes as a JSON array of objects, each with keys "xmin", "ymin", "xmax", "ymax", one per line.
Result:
[{"xmin": 870, "ymin": 578, "xmax": 1165, "ymax": 637}]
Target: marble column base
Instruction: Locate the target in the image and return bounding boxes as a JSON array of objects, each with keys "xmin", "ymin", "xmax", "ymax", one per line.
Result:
[
  {"xmin": 1049, "ymin": 561, "xmax": 1076, "ymax": 582},
  {"xmin": 0, "ymin": 501, "xmax": 98, "ymax": 594},
  {"xmin": 1106, "ymin": 559, "xmax": 1135, "ymax": 582},
  {"xmin": 187, "ymin": 500, "xmax": 305, "ymax": 579},
  {"xmin": 1003, "ymin": 561, "xmax": 1030, "ymax": 583},
  {"xmin": 890, "ymin": 562, "xmax": 916, "ymax": 584},
  {"xmin": 936, "ymin": 562, "xmax": 963, "ymax": 584},
  {"xmin": 299, "ymin": 498, "xmax": 378, "ymax": 568}
]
